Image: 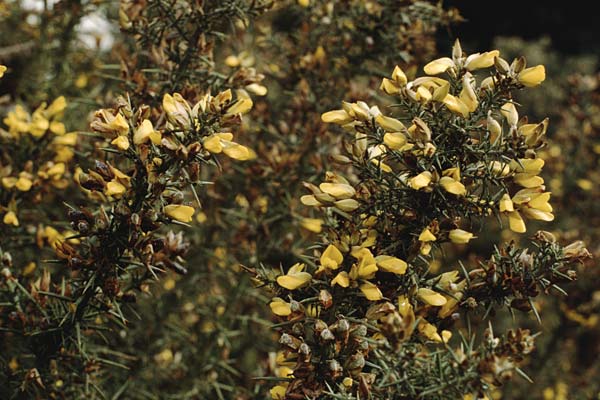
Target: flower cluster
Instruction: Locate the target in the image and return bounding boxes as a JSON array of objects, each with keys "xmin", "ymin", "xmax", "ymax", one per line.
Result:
[{"xmin": 266, "ymin": 42, "xmax": 587, "ymax": 399}]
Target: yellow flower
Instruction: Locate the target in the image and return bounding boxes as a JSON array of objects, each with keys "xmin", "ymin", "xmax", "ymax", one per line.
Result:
[
  {"xmin": 439, "ymin": 176, "xmax": 466, "ymax": 196},
  {"xmin": 105, "ymin": 180, "xmax": 127, "ymax": 197},
  {"xmin": 443, "ymin": 94, "xmax": 470, "ymax": 118},
  {"xmin": 418, "ymin": 227, "xmax": 436, "ymax": 242},
  {"xmin": 375, "ymin": 255, "xmax": 407, "ymax": 275},
  {"xmin": 221, "ymin": 141, "xmax": 256, "ymax": 161},
  {"xmin": 376, "ymin": 115, "xmax": 405, "ymax": 132},
  {"xmin": 134, "ymin": 119, "xmax": 161, "ymax": 145},
  {"xmin": 518, "ymin": 65, "xmax": 546, "ymax": 87},
  {"xmin": 111, "ymin": 135, "xmax": 130, "ymax": 151},
  {"xmin": 424, "ymin": 57, "xmax": 454, "ymax": 75},
  {"xmin": 299, "ymin": 218, "xmax": 323, "ymax": 233},
  {"xmin": 383, "ymin": 132, "xmax": 408, "ymax": 150},
  {"xmin": 16, "ymin": 175, "xmax": 33, "ymax": 192},
  {"xmin": 0, "ymin": 65, "xmax": 6, "ymax": 78},
  {"xmin": 46, "ymin": 96, "xmax": 67, "ymax": 119},
  {"xmin": 164, "ymin": 204, "xmax": 195, "ymax": 223},
  {"xmin": 408, "ymin": 171, "xmax": 432, "ymax": 190},
  {"xmin": 226, "ymin": 98, "xmax": 253, "ymax": 115},
  {"xmin": 277, "ymin": 263, "xmax": 311, "ymax": 290},
  {"xmin": 464, "ymin": 50, "xmax": 500, "ymax": 71},
  {"xmin": 391, "ymin": 65, "xmax": 408, "ymax": 86},
  {"xmin": 359, "ymin": 281, "xmax": 383, "ymax": 301},
  {"xmin": 501, "ymin": 102, "xmax": 519, "ymax": 126},
  {"xmin": 342, "ymin": 377, "xmax": 353, "ymax": 388},
  {"xmin": 331, "ymin": 271, "xmax": 350, "ymax": 287},
  {"xmin": 319, "ymin": 182, "xmax": 355, "ymax": 199},
  {"xmin": 320, "ymin": 244, "xmax": 343, "ymax": 270},
  {"xmin": 417, "ymin": 288, "xmax": 447, "ymax": 306},
  {"xmin": 298, "ymin": 0, "xmax": 310, "ymax": 6},
  {"xmin": 508, "ymin": 211, "xmax": 526, "ymax": 233},
  {"xmin": 269, "ymin": 298, "xmax": 292, "ymax": 316},
  {"xmin": 448, "ymin": 229, "xmax": 474, "ymax": 244},
  {"xmin": 459, "ymin": 73, "xmax": 478, "ymax": 112},
  {"xmin": 163, "ymin": 93, "xmax": 192, "ymax": 128},
  {"xmin": 3, "ymin": 211, "xmax": 19, "ymax": 226},
  {"xmin": 270, "ymin": 385, "xmax": 287, "ymax": 400},
  {"xmin": 321, "ymin": 109, "xmax": 353, "ymax": 125}
]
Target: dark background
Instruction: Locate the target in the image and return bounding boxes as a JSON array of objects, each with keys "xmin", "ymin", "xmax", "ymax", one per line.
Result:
[{"xmin": 442, "ymin": 0, "xmax": 600, "ymax": 57}]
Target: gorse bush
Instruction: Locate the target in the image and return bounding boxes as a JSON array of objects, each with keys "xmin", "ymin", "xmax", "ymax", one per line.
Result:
[
  {"xmin": 0, "ymin": 1, "xmax": 595, "ymax": 399},
  {"xmin": 262, "ymin": 40, "xmax": 589, "ymax": 399}
]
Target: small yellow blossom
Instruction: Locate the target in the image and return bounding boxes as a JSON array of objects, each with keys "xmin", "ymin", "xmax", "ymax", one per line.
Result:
[
  {"xmin": 164, "ymin": 204, "xmax": 195, "ymax": 223},
  {"xmin": 226, "ymin": 98, "xmax": 253, "ymax": 115},
  {"xmin": 418, "ymin": 227, "xmax": 437, "ymax": 242},
  {"xmin": 299, "ymin": 218, "xmax": 323, "ymax": 233},
  {"xmin": 424, "ymin": 57, "xmax": 454, "ymax": 75},
  {"xmin": 3, "ymin": 211, "xmax": 19, "ymax": 226},
  {"xmin": 417, "ymin": 288, "xmax": 447, "ymax": 306},
  {"xmin": 409, "ymin": 171, "xmax": 432, "ymax": 190},
  {"xmin": 320, "ymin": 244, "xmax": 343, "ymax": 270},
  {"xmin": 331, "ymin": 271, "xmax": 350, "ymax": 287},
  {"xmin": 448, "ymin": 229, "xmax": 474, "ymax": 244},
  {"xmin": 359, "ymin": 281, "xmax": 383, "ymax": 301},
  {"xmin": 518, "ymin": 65, "xmax": 546, "ymax": 87},
  {"xmin": 277, "ymin": 263, "xmax": 312, "ymax": 290},
  {"xmin": 134, "ymin": 119, "xmax": 161, "ymax": 145},
  {"xmin": 269, "ymin": 298, "xmax": 292, "ymax": 316},
  {"xmin": 111, "ymin": 135, "xmax": 130, "ymax": 151}
]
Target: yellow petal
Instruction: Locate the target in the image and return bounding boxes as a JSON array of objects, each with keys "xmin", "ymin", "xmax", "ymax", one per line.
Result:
[
  {"xmin": 391, "ymin": 65, "xmax": 408, "ymax": 85},
  {"xmin": 111, "ymin": 135, "xmax": 130, "ymax": 150},
  {"xmin": 226, "ymin": 98, "xmax": 253, "ymax": 115},
  {"xmin": 521, "ymin": 207, "xmax": 554, "ymax": 222},
  {"xmin": 380, "ymin": 78, "xmax": 400, "ymax": 95},
  {"xmin": 319, "ymin": 182, "xmax": 355, "ymax": 199},
  {"xmin": 321, "ymin": 109, "xmax": 353, "ymax": 124},
  {"xmin": 300, "ymin": 195, "xmax": 321, "ymax": 206},
  {"xmin": 134, "ymin": 119, "xmax": 161, "ymax": 145},
  {"xmin": 331, "ymin": 271, "xmax": 350, "ymax": 288},
  {"xmin": 409, "ymin": 171, "xmax": 432, "ymax": 190},
  {"xmin": 508, "ymin": 211, "xmax": 526, "ymax": 233},
  {"xmin": 203, "ymin": 135, "xmax": 223, "ymax": 153},
  {"xmin": 501, "ymin": 102, "xmax": 519, "ymax": 126},
  {"xmin": 417, "ymin": 288, "xmax": 447, "ymax": 306},
  {"xmin": 222, "ymin": 142, "xmax": 256, "ymax": 160},
  {"xmin": 439, "ymin": 176, "xmax": 466, "ymax": 196},
  {"xmin": 464, "ymin": 50, "xmax": 500, "ymax": 71},
  {"xmin": 376, "ymin": 115, "xmax": 405, "ymax": 132},
  {"xmin": 418, "ymin": 321, "xmax": 442, "ymax": 342},
  {"xmin": 164, "ymin": 204, "xmax": 195, "ymax": 223},
  {"xmin": 443, "ymin": 94, "xmax": 470, "ymax": 118},
  {"xmin": 334, "ymin": 198, "xmax": 360, "ymax": 212},
  {"xmin": 320, "ymin": 244, "xmax": 343, "ymax": 270},
  {"xmin": 269, "ymin": 298, "xmax": 292, "ymax": 316},
  {"xmin": 16, "ymin": 177, "xmax": 33, "ymax": 192},
  {"xmin": 383, "ymin": 132, "xmax": 407, "ymax": 150},
  {"xmin": 277, "ymin": 272, "xmax": 312, "ymax": 290},
  {"xmin": 270, "ymin": 385, "xmax": 287, "ymax": 399},
  {"xmin": 299, "ymin": 218, "xmax": 323, "ymax": 233},
  {"xmin": 419, "ymin": 228, "xmax": 437, "ymax": 242},
  {"xmin": 499, "ymin": 193, "xmax": 514, "ymax": 212},
  {"xmin": 518, "ymin": 65, "xmax": 546, "ymax": 87},
  {"xmin": 360, "ymin": 282, "xmax": 383, "ymax": 301},
  {"xmin": 375, "ymin": 255, "xmax": 407, "ymax": 275},
  {"xmin": 0, "ymin": 65, "xmax": 6, "ymax": 78},
  {"xmin": 46, "ymin": 96, "xmax": 67, "ymax": 118},
  {"xmin": 424, "ymin": 57, "xmax": 454, "ymax": 75},
  {"xmin": 448, "ymin": 229, "xmax": 474, "ymax": 244},
  {"xmin": 3, "ymin": 211, "xmax": 19, "ymax": 226},
  {"xmin": 105, "ymin": 180, "xmax": 127, "ymax": 197},
  {"xmin": 513, "ymin": 173, "xmax": 544, "ymax": 188}
]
